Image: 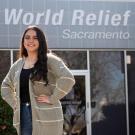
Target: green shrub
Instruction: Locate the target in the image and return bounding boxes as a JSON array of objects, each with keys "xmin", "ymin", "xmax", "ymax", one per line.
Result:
[{"xmin": 0, "ymin": 90, "xmax": 17, "ymax": 135}]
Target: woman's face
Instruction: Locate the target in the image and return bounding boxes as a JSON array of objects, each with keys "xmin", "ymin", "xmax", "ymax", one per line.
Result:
[{"xmin": 23, "ymin": 29, "xmax": 39, "ymax": 53}]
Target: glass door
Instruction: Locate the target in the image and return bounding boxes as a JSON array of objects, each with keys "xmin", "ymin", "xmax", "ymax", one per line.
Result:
[
  {"xmin": 90, "ymin": 51, "xmax": 127, "ymax": 135},
  {"xmin": 127, "ymin": 51, "xmax": 135, "ymax": 135},
  {"xmin": 61, "ymin": 73, "xmax": 91, "ymax": 135}
]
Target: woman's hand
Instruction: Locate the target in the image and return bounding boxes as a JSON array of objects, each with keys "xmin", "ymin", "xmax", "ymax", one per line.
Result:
[{"xmin": 36, "ymin": 94, "xmax": 51, "ymax": 104}]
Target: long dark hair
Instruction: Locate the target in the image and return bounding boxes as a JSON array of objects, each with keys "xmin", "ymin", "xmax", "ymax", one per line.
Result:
[{"xmin": 19, "ymin": 25, "xmax": 48, "ymax": 85}]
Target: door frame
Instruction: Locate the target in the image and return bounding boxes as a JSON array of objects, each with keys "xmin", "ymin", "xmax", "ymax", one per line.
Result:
[{"xmin": 71, "ymin": 70, "xmax": 91, "ymax": 135}]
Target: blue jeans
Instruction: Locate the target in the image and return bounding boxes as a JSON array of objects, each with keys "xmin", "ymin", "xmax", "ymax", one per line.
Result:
[{"xmin": 20, "ymin": 103, "xmax": 32, "ymax": 135}]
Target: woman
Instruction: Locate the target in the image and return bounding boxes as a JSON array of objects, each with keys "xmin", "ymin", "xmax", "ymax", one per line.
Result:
[{"xmin": 1, "ymin": 25, "xmax": 75, "ymax": 135}]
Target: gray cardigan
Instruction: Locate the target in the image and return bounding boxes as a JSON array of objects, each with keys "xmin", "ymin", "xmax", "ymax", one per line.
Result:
[{"xmin": 1, "ymin": 53, "xmax": 75, "ymax": 135}]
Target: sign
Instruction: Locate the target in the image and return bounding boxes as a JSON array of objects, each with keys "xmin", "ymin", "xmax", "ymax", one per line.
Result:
[{"xmin": 0, "ymin": 0, "xmax": 135, "ymax": 48}]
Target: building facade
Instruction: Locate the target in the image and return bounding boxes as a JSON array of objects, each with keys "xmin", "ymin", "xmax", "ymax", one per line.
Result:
[{"xmin": 0, "ymin": 0, "xmax": 135, "ymax": 135}]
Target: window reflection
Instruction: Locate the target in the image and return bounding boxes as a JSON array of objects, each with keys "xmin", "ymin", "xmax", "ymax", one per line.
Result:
[
  {"xmin": 13, "ymin": 50, "xmax": 19, "ymax": 62},
  {"xmin": 52, "ymin": 51, "xmax": 87, "ymax": 69},
  {"xmin": 90, "ymin": 51, "xmax": 127, "ymax": 135},
  {"xmin": 61, "ymin": 76, "xmax": 86, "ymax": 135},
  {"xmin": 14, "ymin": 50, "xmax": 87, "ymax": 70},
  {"xmin": 127, "ymin": 51, "xmax": 135, "ymax": 135},
  {"xmin": 0, "ymin": 51, "xmax": 10, "ymax": 84}
]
